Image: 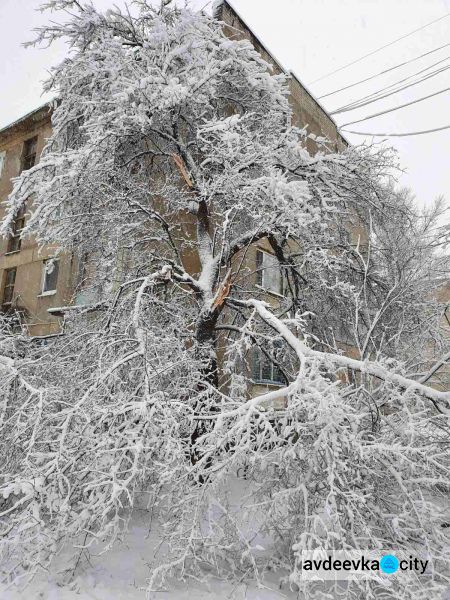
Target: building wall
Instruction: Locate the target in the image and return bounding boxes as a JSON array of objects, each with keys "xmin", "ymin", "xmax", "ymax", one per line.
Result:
[
  {"xmin": 0, "ymin": 105, "xmax": 74, "ymax": 336},
  {"xmin": 431, "ymin": 282, "xmax": 450, "ymax": 391},
  {"xmin": 0, "ymin": 5, "xmax": 349, "ymax": 339},
  {"xmin": 216, "ymin": 1, "xmax": 348, "ymax": 154},
  {"xmin": 0, "ymin": 4, "xmax": 446, "ymax": 400}
]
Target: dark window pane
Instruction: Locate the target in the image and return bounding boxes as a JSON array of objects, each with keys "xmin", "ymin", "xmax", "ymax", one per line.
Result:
[
  {"xmin": 255, "ymin": 250, "xmax": 263, "ymax": 287},
  {"xmin": 251, "ymin": 347, "xmax": 261, "ymax": 381},
  {"xmin": 272, "ymin": 364, "xmax": 286, "ymax": 385},
  {"xmin": 251, "ymin": 341, "xmax": 287, "ymax": 384},
  {"xmin": 2, "ymin": 268, "xmax": 17, "ymax": 306},
  {"xmin": 21, "ymin": 137, "xmax": 38, "ymax": 172},
  {"xmin": 22, "ymin": 156, "xmax": 35, "ymax": 171},
  {"xmin": 7, "ymin": 236, "xmax": 21, "ymax": 253},
  {"xmin": 6, "ymin": 269, "xmax": 16, "ymax": 286},
  {"xmin": 7, "ymin": 206, "xmax": 26, "ymax": 253},
  {"xmin": 261, "ymin": 352, "xmax": 272, "ymax": 381},
  {"xmin": 3, "ymin": 287, "xmax": 13, "ymax": 305},
  {"xmin": 0, "ymin": 151, "xmax": 6, "ymax": 177}
]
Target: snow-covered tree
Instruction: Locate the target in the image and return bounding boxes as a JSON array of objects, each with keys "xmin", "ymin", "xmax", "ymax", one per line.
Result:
[{"xmin": 0, "ymin": 1, "xmax": 449, "ymax": 597}]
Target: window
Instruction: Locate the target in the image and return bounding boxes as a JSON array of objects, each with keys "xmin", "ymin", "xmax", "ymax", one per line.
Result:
[
  {"xmin": 6, "ymin": 205, "xmax": 26, "ymax": 253},
  {"xmin": 2, "ymin": 268, "xmax": 17, "ymax": 308},
  {"xmin": 21, "ymin": 137, "xmax": 38, "ymax": 172},
  {"xmin": 256, "ymin": 249, "xmax": 283, "ymax": 295},
  {"xmin": 251, "ymin": 345, "xmax": 286, "ymax": 385},
  {"xmin": 41, "ymin": 259, "xmax": 59, "ymax": 295},
  {"xmin": 0, "ymin": 151, "xmax": 5, "ymax": 177}
]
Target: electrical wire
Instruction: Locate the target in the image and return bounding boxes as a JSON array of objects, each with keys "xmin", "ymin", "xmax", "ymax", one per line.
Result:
[
  {"xmin": 339, "ymin": 87, "xmax": 450, "ymax": 128},
  {"xmin": 317, "ymin": 42, "xmax": 450, "ymax": 99},
  {"xmin": 342, "ymin": 124, "xmax": 450, "ymax": 137},
  {"xmin": 333, "ymin": 65, "xmax": 450, "ymax": 115},
  {"xmin": 331, "ymin": 56, "xmax": 450, "ymax": 112},
  {"xmin": 331, "ymin": 60, "xmax": 450, "ymax": 115},
  {"xmin": 309, "ymin": 12, "xmax": 450, "ymax": 85}
]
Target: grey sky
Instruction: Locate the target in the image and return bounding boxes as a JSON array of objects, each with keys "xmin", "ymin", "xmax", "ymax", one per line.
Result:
[{"xmin": 1, "ymin": 0, "xmax": 449, "ymax": 209}]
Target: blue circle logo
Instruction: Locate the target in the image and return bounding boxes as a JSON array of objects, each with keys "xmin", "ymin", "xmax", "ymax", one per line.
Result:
[{"xmin": 380, "ymin": 554, "xmax": 399, "ymax": 574}]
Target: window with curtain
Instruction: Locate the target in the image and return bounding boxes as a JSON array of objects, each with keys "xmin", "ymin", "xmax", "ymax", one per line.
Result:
[
  {"xmin": 255, "ymin": 249, "xmax": 283, "ymax": 295},
  {"xmin": 41, "ymin": 259, "xmax": 59, "ymax": 295}
]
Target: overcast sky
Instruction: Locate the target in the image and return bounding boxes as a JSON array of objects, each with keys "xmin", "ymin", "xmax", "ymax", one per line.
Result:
[{"xmin": 1, "ymin": 0, "xmax": 449, "ymax": 209}]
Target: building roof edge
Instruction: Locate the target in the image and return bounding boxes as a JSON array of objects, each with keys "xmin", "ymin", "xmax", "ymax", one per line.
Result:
[
  {"xmin": 0, "ymin": 102, "xmax": 52, "ymax": 137},
  {"xmin": 221, "ymin": 0, "xmax": 349, "ymax": 146},
  {"xmin": 1, "ymin": 6, "xmax": 350, "ymax": 146}
]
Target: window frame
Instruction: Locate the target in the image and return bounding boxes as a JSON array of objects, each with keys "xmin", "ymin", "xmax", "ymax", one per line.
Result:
[
  {"xmin": 6, "ymin": 204, "xmax": 26, "ymax": 254},
  {"xmin": 255, "ymin": 248, "xmax": 284, "ymax": 297},
  {"xmin": 0, "ymin": 151, "xmax": 5, "ymax": 178},
  {"xmin": 2, "ymin": 267, "xmax": 17, "ymax": 308},
  {"xmin": 251, "ymin": 344, "xmax": 287, "ymax": 386},
  {"xmin": 40, "ymin": 259, "xmax": 59, "ymax": 297},
  {"xmin": 21, "ymin": 136, "xmax": 38, "ymax": 173}
]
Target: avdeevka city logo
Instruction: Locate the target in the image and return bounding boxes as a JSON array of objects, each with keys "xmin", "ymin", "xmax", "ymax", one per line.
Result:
[
  {"xmin": 380, "ymin": 554, "xmax": 399, "ymax": 574},
  {"xmin": 299, "ymin": 550, "xmax": 429, "ymax": 580}
]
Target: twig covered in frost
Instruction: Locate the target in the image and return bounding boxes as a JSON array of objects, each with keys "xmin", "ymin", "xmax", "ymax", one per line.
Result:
[{"xmin": 0, "ymin": 2, "xmax": 448, "ymax": 598}]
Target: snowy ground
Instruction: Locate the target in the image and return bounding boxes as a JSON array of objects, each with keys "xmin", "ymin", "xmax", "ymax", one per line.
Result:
[
  {"xmin": 2, "ymin": 508, "xmax": 450, "ymax": 599},
  {"xmin": 0, "ymin": 508, "xmax": 299, "ymax": 600},
  {"xmin": 2, "ymin": 484, "xmax": 448, "ymax": 599}
]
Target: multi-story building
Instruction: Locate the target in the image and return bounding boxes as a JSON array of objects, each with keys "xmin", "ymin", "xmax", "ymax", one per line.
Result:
[
  {"xmin": 0, "ymin": 104, "xmax": 76, "ymax": 337},
  {"xmin": 0, "ymin": 1, "xmax": 346, "ymax": 341}
]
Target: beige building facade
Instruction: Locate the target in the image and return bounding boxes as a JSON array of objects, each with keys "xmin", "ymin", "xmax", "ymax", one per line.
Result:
[
  {"xmin": 0, "ymin": 105, "xmax": 76, "ymax": 337},
  {"xmin": 0, "ymin": 2, "xmax": 347, "ymax": 340},
  {"xmin": 0, "ymin": 2, "xmax": 447, "ymax": 398}
]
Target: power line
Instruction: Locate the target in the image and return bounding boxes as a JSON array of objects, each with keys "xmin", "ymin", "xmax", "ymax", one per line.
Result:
[
  {"xmin": 339, "ymin": 87, "xmax": 450, "ymax": 128},
  {"xmin": 331, "ymin": 60, "xmax": 450, "ymax": 115},
  {"xmin": 342, "ymin": 124, "xmax": 450, "ymax": 137},
  {"xmin": 309, "ymin": 12, "xmax": 450, "ymax": 85},
  {"xmin": 332, "ymin": 65, "xmax": 450, "ymax": 116},
  {"xmin": 331, "ymin": 56, "xmax": 450, "ymax": 113},
  {"xmin": 317, "ymin": 43, "xmax": 450, "ymax": 100}
]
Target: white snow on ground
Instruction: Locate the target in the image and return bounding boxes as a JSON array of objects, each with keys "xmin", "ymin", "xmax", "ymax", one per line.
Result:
[{"xmin": 0, "ymin": 508, "xmax": 298, "ymax": 600}]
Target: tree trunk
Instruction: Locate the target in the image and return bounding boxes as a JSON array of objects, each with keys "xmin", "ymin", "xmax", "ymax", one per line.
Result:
[{"xmin": 190, "ymin": 309, "xmax": 220, "ymax": 475}]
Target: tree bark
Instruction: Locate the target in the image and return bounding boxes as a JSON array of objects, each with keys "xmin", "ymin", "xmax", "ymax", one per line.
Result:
[{"xmin": 190, "ymin": 308, "xmax": 220, "ymax": 474}]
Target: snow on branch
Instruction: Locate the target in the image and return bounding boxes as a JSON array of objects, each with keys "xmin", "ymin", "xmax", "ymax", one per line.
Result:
[{"xmin": 241, "ymin": 299, "xmax": 450, "ymax": 410}]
